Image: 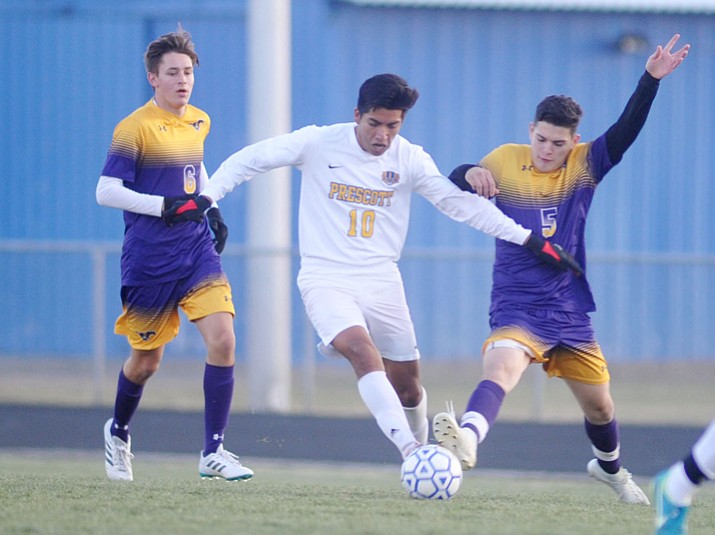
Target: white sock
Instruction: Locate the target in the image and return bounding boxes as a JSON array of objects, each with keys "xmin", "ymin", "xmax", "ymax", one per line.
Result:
[
  {"xmin": 693, "ymin": 419, "xmax": 715, "ymax": 480},
  {"xmin": 461, "ymin": 411, "xmax": 489, "ymax": 443},
  {"xmin": 403, "ymin": 387, "xmax": 428, "ymax": 444},
  {"xmin": 665, "ymin": 462, "xmax": 697, "ymax": 506},
  {"xmin": 358, "ymin": 371, "xmax": 418, "ymax": 459}
]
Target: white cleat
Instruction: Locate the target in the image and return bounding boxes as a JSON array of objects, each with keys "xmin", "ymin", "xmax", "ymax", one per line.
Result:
[
  {"xmin": 104, "ymin": 418, "xmax": 134, "ymax": 481},
  {"xmin": 587, "ymin": 459, "xmax": 650, "ymax": 505},
  {"xmin": 199, "ymin": 444, "xmax": 254, "ymax": 481},
  {"xmin": 433, "ymin": 407, "xmax": 477, "ymax": 471}
]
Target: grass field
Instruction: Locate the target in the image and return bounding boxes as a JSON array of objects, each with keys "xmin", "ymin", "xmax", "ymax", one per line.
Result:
[
  {"xmin": 2, "ymin": 358, "xmax": 714, "ymax": 534},
  {"xmin": 1, "ymin": 451, "xmax": 714, "ymax": 535}
]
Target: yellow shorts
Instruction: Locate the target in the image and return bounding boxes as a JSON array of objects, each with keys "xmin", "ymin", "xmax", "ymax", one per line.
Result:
[
  {"xmin": 484, "ymin": 327, "xmax": 610, "ymax": 385},
  {"xmin": 115, "ymin": 276, "xmax": 235, "ymax": 350}
]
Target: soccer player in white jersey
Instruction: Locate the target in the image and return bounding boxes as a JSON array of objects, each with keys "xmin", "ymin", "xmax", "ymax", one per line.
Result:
[
  {"xmin": 96, "ymin": 25, "xmax": 252, "ymax": 482},
  {"xmin": 164, "ymin": 73, "xmax": 580, "ymax": 462},
  {"xmin": 653, "ymin": 418, "xmax": 715, "ymax": 534}
]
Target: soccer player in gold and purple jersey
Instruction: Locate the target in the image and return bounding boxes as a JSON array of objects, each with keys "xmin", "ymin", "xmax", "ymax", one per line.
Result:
[
  {"xmin": 434, "ymin": 34, "xmax": 690, "ymax": 504},
  {"xmin": 96, "ymin": 25, "xmax": 252, "ymax": 482}
]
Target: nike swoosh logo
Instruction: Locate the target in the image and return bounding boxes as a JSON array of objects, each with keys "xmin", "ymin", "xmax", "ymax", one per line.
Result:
[{"xmin": 328, "ymin": 164, "xmax": 342, "ymax": 169}]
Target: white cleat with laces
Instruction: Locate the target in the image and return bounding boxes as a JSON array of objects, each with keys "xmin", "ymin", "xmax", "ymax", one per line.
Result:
[
  {"xmin": 587, "ymin": 459, "xmax": 650, "ymax": 505},
  {"xmin": 432, "ymin": 402, "xmax": 478, "ymax": 471},
  {"xmin": 104, "ymin": 418, "xmax": 134, "ymax": 481},
  {"xmin": 199, "ymin": 444, "xmax": 254, "ymax": 481}
]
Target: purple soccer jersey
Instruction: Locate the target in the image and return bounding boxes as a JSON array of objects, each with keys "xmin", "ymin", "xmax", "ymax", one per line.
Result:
[{"xmin": 101, "ymin": 100, "xmax": 219, "ymax": 285}]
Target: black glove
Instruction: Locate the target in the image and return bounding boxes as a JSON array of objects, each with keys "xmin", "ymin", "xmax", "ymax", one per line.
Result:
[
  {"xmin": 206, "ymin": 207, "xmax": 228, "ymax": 254},
  {"xmin": 161, "ymin": 194, "xmax": 197, "ymax": 227},
  {"xmin": 162, "ymin": 195, "xmax": 212, "ymax": 226},
  {"xmin": 525, "ymin": 233, "xmax": 583, "ymax": 276}
]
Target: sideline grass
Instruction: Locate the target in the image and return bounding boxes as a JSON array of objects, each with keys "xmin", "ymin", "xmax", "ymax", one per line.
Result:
[{"xmin": 1, "ymin": 451, "xmax": 714, "ymax": 535}]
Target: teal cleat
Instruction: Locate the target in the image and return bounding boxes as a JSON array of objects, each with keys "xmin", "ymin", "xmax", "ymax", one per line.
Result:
[{"xmin": 654, "ymin": 470, "xmax": 690, "ymax": 535}]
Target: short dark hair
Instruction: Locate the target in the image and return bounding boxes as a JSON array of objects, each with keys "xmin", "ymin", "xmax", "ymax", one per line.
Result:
[
  {"xmin": 144, "ymin": 23, "xmax": 199, "ymax": 74},
  {"xmin": 534, "ymin": 95, "xmax": 583, "ymax": 132},
  {"xmin": 356, "ymin": 74, "xmax": 419, "ymax": 115}
]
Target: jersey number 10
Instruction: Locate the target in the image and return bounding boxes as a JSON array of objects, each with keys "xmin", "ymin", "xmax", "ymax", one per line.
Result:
[{"xmin": 348, "ymin": 209, "xmax": 376, "ymax": 238}]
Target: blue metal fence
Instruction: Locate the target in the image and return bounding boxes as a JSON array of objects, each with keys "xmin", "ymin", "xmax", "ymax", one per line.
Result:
[{"xmin": 1, "ymin": 0, "xmax": 714, "ymax": 363}]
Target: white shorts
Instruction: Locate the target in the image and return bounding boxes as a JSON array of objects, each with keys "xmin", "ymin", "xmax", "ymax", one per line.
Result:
[{"xmin": 297, "ymin": 267, "xmax": 420, "ymax": 362}]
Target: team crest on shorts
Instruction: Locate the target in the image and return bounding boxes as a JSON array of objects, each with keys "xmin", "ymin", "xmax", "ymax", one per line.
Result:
[{"xmin": 382, "ymin": 170, "xmax": 400, "ymax": 186}]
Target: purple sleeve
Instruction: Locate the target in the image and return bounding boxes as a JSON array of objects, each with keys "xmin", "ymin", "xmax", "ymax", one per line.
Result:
[
  {"xmin": 101, "ymin": 123, "xmax": 141, "ymax": 184},
  {"xmin": 587, "ymin": 135, "xmax": 614, "ymax": 185},
  {"xmin": 101, "ymin": 153, "xmax": 137, "ymax": 184}
]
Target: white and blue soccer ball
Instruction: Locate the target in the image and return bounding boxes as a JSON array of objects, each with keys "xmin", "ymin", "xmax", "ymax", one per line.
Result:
[{"xmin": 400, "ymin": 444, "xmax": 463, "ymax": 500}]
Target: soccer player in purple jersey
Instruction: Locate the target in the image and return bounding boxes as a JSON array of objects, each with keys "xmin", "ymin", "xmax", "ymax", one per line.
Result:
[
  {"xmin": 652, "ymin": 418, "xmax": 715, "ymax": 534},
  {"xmin": 95, "ymin": 25, "xmax": 252, "ymax": 482},
  {"xmin": 434, "ymin": 34, "xmax": 690, "ymax": 504}
]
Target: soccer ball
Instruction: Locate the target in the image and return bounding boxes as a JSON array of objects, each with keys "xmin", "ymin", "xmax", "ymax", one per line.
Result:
[{"xmin": 400, "ymin": 444, "xmax": 463, "ymax": 500}]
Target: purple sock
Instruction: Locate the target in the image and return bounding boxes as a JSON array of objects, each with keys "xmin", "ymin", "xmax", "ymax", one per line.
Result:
[
  {"xmin": 112, "ymin": 369, "xmax": 144, "ymax": 442},
  {"xmin": 203, "ymin": 363, "xmax": 235, "ymax": 455},
  {"xmin": 463, "ymin": 380, "xmax": 505, "ymax": 437},
  {"xmin": 584, "ymin": 418, "xmax": 621, "ymax": 474},
  {"xmin": 684, "ymin": 453, "xmax": 707, "ymax": 485}
]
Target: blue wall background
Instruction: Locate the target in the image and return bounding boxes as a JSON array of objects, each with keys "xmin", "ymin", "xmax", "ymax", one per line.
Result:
[{"xmin": 1, "ymin": 0, "xmax": 713, "ymax": 363}]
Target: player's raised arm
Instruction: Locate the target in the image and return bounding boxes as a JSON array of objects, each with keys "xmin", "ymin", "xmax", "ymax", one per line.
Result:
[
  {"xmin": 603, "ymin": 34, "xmax": 690, "ymax": 167},
  {"xmin": 646, "ymin": 33, "xmax": 690, "ymax": 80}
]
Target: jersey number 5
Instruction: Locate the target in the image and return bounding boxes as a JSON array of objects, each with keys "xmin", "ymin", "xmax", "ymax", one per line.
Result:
[
  {"xmin": 348, "ymin": 209, "xmax": 375, "ymax": 238},
  {"xmin": 540, "ymin": 207, "xmax": 557, "ymax": 238}
]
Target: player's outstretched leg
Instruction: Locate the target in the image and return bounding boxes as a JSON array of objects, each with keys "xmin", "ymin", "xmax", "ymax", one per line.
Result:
[
  {"xmin": 103, "ymin": 418, "xmax": 134, "ymax": 481},
  {"xmin": 433, "ymin": 403, "xmax": 477, "ymax": 471},
  {"xmin": 652, "ymin": 469, "xmax": 690, "ymax": 535},
  {"xmin": 587, "ymin": 459, "xmax": 650, "ymax": 504},
  {"xmin": 199, "ymin": 444, "xmax": 254, "ymax": 481}
]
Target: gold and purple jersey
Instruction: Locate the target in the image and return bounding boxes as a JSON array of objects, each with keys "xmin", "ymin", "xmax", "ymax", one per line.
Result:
[
  {"xmin": 482, "ymin": 135, "xmax": 613, "ymax": 314},
  {"xmin": 101, "ymin": 100, "xmax": 217, "ymax": 285}
]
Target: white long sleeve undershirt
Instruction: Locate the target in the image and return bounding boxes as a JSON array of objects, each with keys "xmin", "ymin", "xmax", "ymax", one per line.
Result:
[{"xmin": 96, "ymin": 163, "xmax": 212, "ymax": 216}]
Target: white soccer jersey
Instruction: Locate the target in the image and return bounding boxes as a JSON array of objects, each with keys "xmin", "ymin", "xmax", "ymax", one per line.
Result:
[{"xmin": 204, "ymin": 123, "xmax": 530, "ymax": 272}]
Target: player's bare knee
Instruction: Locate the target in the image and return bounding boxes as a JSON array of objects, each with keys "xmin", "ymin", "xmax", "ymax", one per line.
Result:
[
  {"xmin": 584, "ymin": 403, "xmax": 614, "ymax": 425},
  {"xmin": 125, "ymin": 360, "xmax": 160, "ymax": 384},
  {"xmin": 393, "ymin": 382, "xmax": 422, "ymax": 407},
  {"xmin": 205, "ymin": 329, "xmax": 236, "ymax": 359},
  {"xmin": 337, "ymin": 338, "xmax": 376, "ymax": 363}
]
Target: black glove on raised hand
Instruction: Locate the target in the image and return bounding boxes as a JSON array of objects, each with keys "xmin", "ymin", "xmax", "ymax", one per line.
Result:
[
  {"xmin": 162, "ymin": 195, "xmax": 212, "ymax": 226},
  {"xmin": 206, "ymin": 207, "xmax": 228, "ymax": 254},
  {"xmin": 525, "ymin": 233, "xmax": 583, "ymax": 276}
]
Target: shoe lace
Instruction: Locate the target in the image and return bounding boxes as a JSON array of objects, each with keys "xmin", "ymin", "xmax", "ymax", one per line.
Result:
[
  {"xmin": 615, "ymin": 469, "xmax": 647, "ymax": 500},
  {"xmin": 219, "ymin": 448, "xmax": 245, "ymax": 467},
  {"xmin": 113, "ymin": 442, "xmax": 134, "ymax": 471},
  {"xmin": 446, "ymin": 400, "xmax": 455, "ymax": 417}
]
